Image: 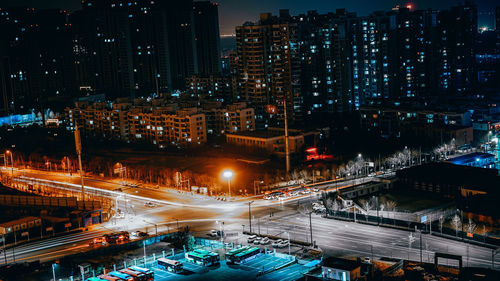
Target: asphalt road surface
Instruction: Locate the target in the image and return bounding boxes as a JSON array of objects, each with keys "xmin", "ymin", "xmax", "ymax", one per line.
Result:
[{"xmin": 2, "ymin": 168, "xmax": 498, "ymax": 271}]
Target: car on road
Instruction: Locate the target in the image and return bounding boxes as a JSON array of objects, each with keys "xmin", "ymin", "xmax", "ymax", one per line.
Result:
[
  {"xmin": 209, "ymin": 230, "xmax": 218, "ymax": 237},
  {"xmin": 89, "ymin": 237, "xmax": 107, "ymax": 246},
  {"xmin": 311, "ymin": 187, "xmax": 319, "ymax": 192},
  {"xmin": 259, "ymin": 237, "xmax": 270, "ymax": 245},
  {"xmin": 247, "ymin": 235, "xmax": 257, "ymax": 243},
  {"xmin": 115, "ymin": 211, "xmax": 125, "ymax": 218},
  {"xmin": 271, "ymin": 239, "xmax": 283, "ymax": 248},
  {"xmin": 253, "ymin": 237, "xmax": 262, "ymax": 245},
  {"xmin": 131, "ymin": 231, "xmax": 148, "ymax": 238},
  {"xmin": 363, "ymin": 257, "xmax": 371, "ymax": 264},
  {"xmin": 289, "ymin": 191, "xmax": 300, "ymax": 197},
  {"xmin": 144, "ymin": 201, "xmax": 156, "ymax": 208}
]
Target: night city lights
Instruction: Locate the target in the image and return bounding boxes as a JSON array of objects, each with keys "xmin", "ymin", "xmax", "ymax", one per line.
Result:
[{"xmin": 0, "ymin": 0, "xmax": 499, "ymax": 280}]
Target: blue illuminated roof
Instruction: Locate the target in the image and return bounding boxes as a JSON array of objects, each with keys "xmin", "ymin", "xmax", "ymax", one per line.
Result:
[{"xmin": 448, "ymin": 152, "xmax": 495, "ymax": 165}]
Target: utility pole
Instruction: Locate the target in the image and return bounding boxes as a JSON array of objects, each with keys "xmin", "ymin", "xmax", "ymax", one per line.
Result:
[
  {"xmin": 420, "ymin": 231, "xmax": 423, "ymax": 263},
  {"xmin": 2, "ymin": 235, "xmax": 7, "ymax": 264},
  {"xmin": 284, "ymin": 98, "xmax": 290, "ymax": 174},
  {"xmin": 309, "ymin": 212, "xmax": 313, "ymax": 245},
  {"xmin": 74, "ymin": 126, "xmax": 85, "ymax": 201},
  {"xmin": 248, "ymin": 201, "xmax": 254, "ymax": 233}
]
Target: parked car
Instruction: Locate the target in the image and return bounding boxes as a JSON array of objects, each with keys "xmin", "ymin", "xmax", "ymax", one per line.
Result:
[
  {"xmin": 247, "ymin": 235, "xmax": 257, "ymax": 243},
  {"xmin": 278, "ymin": 240, "xmax": 289, "ymax": 248},
  {"xmin": 253, "ymin": 237, "xmax": 262, "ymax": 245},
  {"xmin": 144, "ymin": 201, "xmax": 156, "ymax": 208},
  {"xmin": 259, "ymin": 237, "xmax": 270, "ymax": 245},
  {"xmin": 209, "ymin": 230, "xmax": 218, "ymax": 237},
  {"xmin": 272, "ymin": 239, "xmax": 283, "ymax": 248}
]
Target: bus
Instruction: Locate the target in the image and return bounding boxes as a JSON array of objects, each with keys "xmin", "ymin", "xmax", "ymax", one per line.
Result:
[
  {"xmin": 225, "ymin": 246, "xmax": 250, "ymax": 264},
  {"xmin": 185, "ymin": 249, "xmax": 220, "ymax": 266},
  {"xmin": 194, "ymin": 249, "xmax": 220, "ymax": 265},
  {"xmin": 157, "ymin": 257, "xmax": 183, "ymax": 273},
  {"xmin": 108, "ymin": 271, "xmax": 133, "ymax": 281},
  {"xmin": 128, "ymin": 266, "xmax": 154, "ymax": 281},
  {"xmin": 97, "ymin": 275, "xmax": 122, "ymax": 281},
  {"xmin": 233, "ymin": 247, "xmax": 261, "ymax": 264},
  {"xmin": 119, "ymin": 268, "xmax": 146, "ymax": 281}
]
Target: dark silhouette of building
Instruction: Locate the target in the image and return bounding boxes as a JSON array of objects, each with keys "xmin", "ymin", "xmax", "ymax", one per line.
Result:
[
  {"xmin": 194, "ymin": 1, "xmax": 221, "ymax": 75},
  {"xmin": 0, "ymin": 8, "xmax": 76, "ymax": 115}
]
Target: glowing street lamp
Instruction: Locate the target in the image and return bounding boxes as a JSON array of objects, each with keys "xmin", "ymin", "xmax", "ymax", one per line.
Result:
[{"xmin": 222, "ymin": 170, "xmax": 234, "ymax": 198}]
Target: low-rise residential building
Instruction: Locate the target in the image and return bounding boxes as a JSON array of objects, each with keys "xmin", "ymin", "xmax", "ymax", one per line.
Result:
[
  {"xmin": 203, "ymin": 102, "xmax": 255, "ymax": 135},
  {"xmin": 128, "ymin": 108, "xmax": 206, "ymax": 146},
  {"xmin": 226, "ymin": 128, "xmax": 318, "ymax": 156},
  {"xmin": 64, "ymin": 101, "xmax": 131, "ymax": 141},
  {"xmin": 65, "ymin": 101, "xmax": 207, "ymax": 147}
]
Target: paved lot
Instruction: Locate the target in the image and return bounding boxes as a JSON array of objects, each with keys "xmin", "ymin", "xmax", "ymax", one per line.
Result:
[
  {"xmin": 241, "ymin": 254, "xmax": 291, "ymax": 271},
  {"xmin": 259, "ymin": 263, "xmax": 307, "ymax": 281},
  {"xmin": 146, "ymin": 253, "xmax": 309, "ymax": 281}
]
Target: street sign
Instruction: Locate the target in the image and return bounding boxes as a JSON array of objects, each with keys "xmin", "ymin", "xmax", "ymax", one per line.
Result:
[
  {"xmin": 368, "ymin": 162, "xmax": 375, "ymax": 167},
  {"xmin": 421, "ymin": 216, "xmax": 427, "ymax": 223},
  {"xmin": 467, "ymin": 232, "xmax": 473, "ymax": 238},
  {"xmin": 46, "ymin": 227, "xmax": 54, "ymax": 232},
  {"xmin": 21, "ymin": 232, "xmax": 29, "ymax": 237},
  {"xmin": 64, "ymin": 223, "xmax": 72, "ymax": 228}
]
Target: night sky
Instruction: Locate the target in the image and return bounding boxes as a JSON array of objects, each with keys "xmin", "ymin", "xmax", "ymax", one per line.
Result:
[{"xmin": 2, "ymin": 0, "xmax": 496, "ymax": 35}]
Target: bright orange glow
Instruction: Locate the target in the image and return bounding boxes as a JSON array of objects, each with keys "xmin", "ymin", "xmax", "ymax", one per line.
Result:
[
  {"xmin": 406, "ymin": 4, "xmax": 412, "ymax": 10},
  {"xmin": 306, "ymin": 147, "xmax": 317, "ymax": 153}
]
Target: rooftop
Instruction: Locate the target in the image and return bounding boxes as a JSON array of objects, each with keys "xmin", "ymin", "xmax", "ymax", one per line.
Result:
[
  {"xmin": 396, "ymin": 163, "xmax": 500, "ymax": 193},
  {"xmin": 0, "ymin": 216, "xmax": 40, "ymax": 227},
  {"xmin": 227, "ymin": 130, "xmax": 302, "ymax": 138},
  {"xmin": 322, "ymin": 257, "xmax": 360, "ymax": 271}
]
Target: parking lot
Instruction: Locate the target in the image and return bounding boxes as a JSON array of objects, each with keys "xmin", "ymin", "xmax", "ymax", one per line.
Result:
[{"xmin": 141, "ymin": 244, "xmax": 310, "ymax": 281}]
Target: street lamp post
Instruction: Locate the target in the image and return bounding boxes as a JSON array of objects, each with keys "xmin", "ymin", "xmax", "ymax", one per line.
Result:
[
  {"xmin": 248, "ymin": 201, "xmax": 254, "ymax": 233},
  {"xmin": 6, "ymin": 150, "xmax": 13, "ymax": 176},
  {"xmin": 286, "ymin": 232, "xmax": 291, "ymax": 256},
  {"xmin": 52, "ymin": 263, "xmax": 56, "ymax": 281},
  {"xmin": 222, "ymin": 170, "xmax": 234, "ymax": 198},
  {"xmin": 65, "ymin": 157, "xmax": 70, "ymax": 176}
]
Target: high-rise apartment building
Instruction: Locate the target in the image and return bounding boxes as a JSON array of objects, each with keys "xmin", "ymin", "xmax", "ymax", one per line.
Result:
[
  {"xmin": 236, "ymin": 10, "xmax": 300, "ymax": 129},
  {"xmin": 295, "ymin": 10, "xmax": 355, "ymax": 115}
]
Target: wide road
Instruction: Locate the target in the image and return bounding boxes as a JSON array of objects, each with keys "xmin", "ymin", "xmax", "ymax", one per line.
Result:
[
  {"xmin": 251, "ymin": 211, "xmax": 500, "ymax": 270},
  {"xmin": 2, "ymin": 168, "xmax": 498, "ymax": 271}
]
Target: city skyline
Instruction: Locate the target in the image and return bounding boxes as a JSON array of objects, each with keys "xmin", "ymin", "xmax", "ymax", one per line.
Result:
[
  {"xmin": 0, "ymin": 0, "xmax": 498, "ymax": 280},
  {"xmin": 1, "ymin": 0, "xmax": 497, "ymax": 35}
]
